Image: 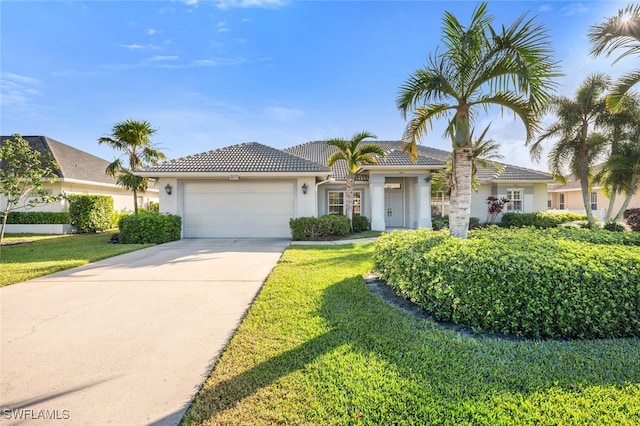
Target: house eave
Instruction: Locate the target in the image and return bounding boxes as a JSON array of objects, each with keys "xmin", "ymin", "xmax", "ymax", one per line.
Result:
[
  {"xmin": 490, "ymin": 179, "xmax": 554, "ymax": 185},
  {"xmin": 360, "ymin": 165, "xmax": 446, "ymax": 173},
  {"xmin": 135, "ymin": 171, "xmax": 331, "ymax": 179}
]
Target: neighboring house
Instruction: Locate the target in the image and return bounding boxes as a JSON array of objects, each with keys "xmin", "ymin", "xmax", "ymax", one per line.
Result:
[
  {"xmin": 138, "ymin": 140, "xmax": 552, "ymax": 238},
  {"xmin": 0, "ymin": 135, "xmax": 159, "ymax": 218},
  {"xmin": 548, "ymin": 168, "xmax": 640, "ymax": 220}
]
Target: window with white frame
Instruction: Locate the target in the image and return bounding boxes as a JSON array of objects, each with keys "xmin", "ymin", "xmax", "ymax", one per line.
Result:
[
  {"xmin": 591, "ymin": 192, "xmax": 598, "ymax": 210},
  {"xmin": 559, "ymin": 193, "xmax": 565, "ymax": 210},
  {"xmin": 328, "ymin": 191, "xmax": 361, "ymax": 215},
  {"xmin": 431, "ymin": 191, "xmax": 450, "ymax": 217},
  {"xmin": 506, "ymin": 189, "xmax": 523, "ymax": 212}
]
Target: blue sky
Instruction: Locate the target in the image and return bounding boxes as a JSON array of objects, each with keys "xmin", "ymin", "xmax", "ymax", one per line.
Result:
[{"xmin": 1, "ymin": 0, "xmax": 635, "ymax": 171}]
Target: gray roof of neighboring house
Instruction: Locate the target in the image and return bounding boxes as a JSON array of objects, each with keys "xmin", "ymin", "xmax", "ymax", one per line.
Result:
[
  {"xmin": 0, "ymin": 135, "xmax": 117, "ymax": 185},
  {"xmin": 141, "ymin": 142, "xmax": 331, "ymax": 174}
]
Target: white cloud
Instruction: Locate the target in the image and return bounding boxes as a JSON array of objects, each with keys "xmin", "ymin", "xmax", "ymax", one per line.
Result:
[
  {"xmin": 216, "ymin": 0, "xmax": 287, "ymax": 10},
  {"xmin": 0, "ymin": 73, "xmax": 43, "ymax": 111},
  {"xmin": 147, "ymin": 28, "xmax": 160, "ymax": 36},
  {"xmin": 560, "ymin": 3, "xmax": 590, "ymax": 16},
  {"xmin": 265, "ymin": 106, "xmax": 304, "ymax": 122},
  {"xmin": 148, "ymin": 55, "xmax": 179, "ymax": 61},
  {"xmin": 120, "ymin": 44, "xmax": 145, "ymax": 49},
  {"xmin": 217, "ymin": 22, "xmax": 229, "ymax": 33}
]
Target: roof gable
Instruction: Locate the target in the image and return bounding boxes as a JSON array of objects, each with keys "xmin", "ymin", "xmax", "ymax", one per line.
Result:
[
  {"xmin": 1, "ymin": 135, "xmax": 117, "ymax": 185},
  {"xmin": 142, "ymin": 142, "xmax": 331, "ymax": 174}
]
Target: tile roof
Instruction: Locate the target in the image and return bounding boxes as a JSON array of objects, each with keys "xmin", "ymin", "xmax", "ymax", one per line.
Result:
[
  {"xmin": 1, "ymin": 135, "xmax": 117, "ymax": 185},
  {"xmin": 142, "ymin": 142, "xmax": 331, "ymax": 174},
  {"xmin": 284, "ymin": 140, "xmax": 446, "ymax": 180},
  {"xmin": 548, "ymin": 164, "xmax": 604, "ymax": 191}
]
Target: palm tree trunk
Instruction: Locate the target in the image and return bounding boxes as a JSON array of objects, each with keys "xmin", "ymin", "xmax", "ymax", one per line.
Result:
[
  {"xmin": 449, "ymin": 147, "xmax": 473, "ymax": 238},
  {"xmin": 346, "ymin": 175, "xmax": 354, "ymax": 232},
  {"xmin": 613, "ymin": 169, "xmax": 639, "ymax": 222},
  {"xmin": 133, "ymin": 190, "xmax": 139, "ymax": 214},
  {"xmin": 0, "ymin": 211, "xmax": 8, "ymax": 245},
  {"xmin": 604, "ymin": 184, "xmax": 618, "ymax": 223},
  {"xmin": 579, "ymin": 161, "xmax": 595, "ymax": 226}
]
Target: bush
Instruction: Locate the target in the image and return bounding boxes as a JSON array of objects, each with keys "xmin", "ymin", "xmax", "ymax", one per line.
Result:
[
  {"xmin": 289, "ymin": 215, "xmax": 350, "ymax": 240},
  {"xmin": 118, "ymin": 213, "xmax": 181, "ymax": 244},
  {"xmin": 110, "ymin": 211, "xmax": 130, "ymax": 229},
  {"xmin": 501, "ymin": 211, "xmax": 588, "ymax": 228},
  {"xmin": 149, "ymin": 201, "xmax": 159, "ymax": 213},
  {"xmin": 623, "ymin": 208, "xmax": 640, "ymax": 231},
  {"xmin": 67, "ymin": 195, "xmax": 113, "ymax": 233},
  {"xmin": 6, "ymin": 211, "xmax": 68, "ymax": 224},
  {"xmin": 431, "ymin": 216, "xmax": 480, "ymax": 230},
  {"xmin": 352, "ymin": 215, "xmax": 370, "ymax": 233},
  {"xmin": 373, "ymin": 227, "xmax": 640, "ymax": 339},
  {"xmin": 604, "ymin": 221, "xmax": 627, "ymax": 232}
]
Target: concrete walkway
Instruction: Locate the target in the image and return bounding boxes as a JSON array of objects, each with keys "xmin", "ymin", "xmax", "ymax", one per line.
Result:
[{"xmin": 0, "ymin": 238, "xmax": 289, "ymax": 425}]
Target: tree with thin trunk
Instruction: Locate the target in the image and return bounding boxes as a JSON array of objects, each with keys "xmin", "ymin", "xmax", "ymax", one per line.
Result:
[
  {"xmin": 589, "ymin": 3, "xmax": 640, "ymax": 110},
  {"xmin": 528, "ymin": 73, "xmax": 611, "ymax": 227},
  {"xmin": 595, "ymin": 94, "xmax": 640, "ymax": 222},
  {"xmin": 0, "ymin": 134, "xmax": 62, "ymax": 244},
  {"xmin": 325, "ymin": 131, "xmax": 385, "ymax": 231},
  {"xmin": 99, "ymin": 120, "xmax": 165, "ymax": 214},
  {"xmin": 397, "ymin": 2, "xmax": 559, "ymax": 238}
]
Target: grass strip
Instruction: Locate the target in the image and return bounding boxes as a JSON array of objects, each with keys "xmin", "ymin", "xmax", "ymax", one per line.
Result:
[
  {"xmin": 0, "ymin": 232, "xmax": 153, "ymax": 286},
  {"xmin": 183, "ymin": 243, "xmax": 640, "ymax": 425}
]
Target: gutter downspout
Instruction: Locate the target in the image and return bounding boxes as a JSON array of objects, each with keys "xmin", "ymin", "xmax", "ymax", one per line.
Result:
[{"xmin": 315, "ymin": 177, "xmax": 332, "ymax": 217}]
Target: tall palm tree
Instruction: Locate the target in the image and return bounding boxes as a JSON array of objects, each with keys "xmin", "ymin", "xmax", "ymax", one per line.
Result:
[
  {"xmin": 325, "ymin": 131, "xmax": 385, "ymax": 230},
  {"xmin": 589, "ymin": 3, "xmax": 640, "ymax": 110},
  {"xmin": 397, "ymin": 2, "xmax": 559, "ymax": 238},
  {"xmin": 99, "ymin": 120, "xmax": 166, "ymax": 214},
  {"xmin": 528, "ymin": 73, "xmax": 611, "ymax": 227}
]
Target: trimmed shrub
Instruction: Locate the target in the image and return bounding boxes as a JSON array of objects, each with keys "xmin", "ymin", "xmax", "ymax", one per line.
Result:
[
  {"xmin": 373, "ymin": 227, "xmax": 640, "ymax": 339},
  {"xmin": 604, "ymin": 221, "xmax": 627, "ymax": 232},
  {"xmin": 501, "ymin": 211, "xmax": 588, "ymax": 228},
  {"xmin": 110, "ymin": 211, "xmax": 130, "ymax": 229},
  {"xmin": 289, "ymin": 215, "xmax": 350, "ymax": 240},
  {"xmin": 118, "ymin": 213, "xmax": 181, "ymax": 244},
  {"xmin": 623, "ymin": 208, "xmax": 640, "ymax": 231},
  {"xmin": 6, "ymin": 211, "xmax": 68, "ymax": 224},
  {"xmin": 352, "ymin": 215, "xmax": 370, "ymax": 233},
  {"xmin": 67, "ymin": 195, "xmax": 113, "ymax": 233},
  {"xmin": 431, "ymin": 216, "xmax": 480, "ymax": 230}
]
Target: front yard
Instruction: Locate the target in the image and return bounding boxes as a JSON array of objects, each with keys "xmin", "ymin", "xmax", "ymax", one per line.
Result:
[
  {"xmin": 183, "ymin": 243, "xmax": 640, "ymax": 425},
  {"xmin": 0, "ymin": 232, "xmax": 152, "ymax": 287}
]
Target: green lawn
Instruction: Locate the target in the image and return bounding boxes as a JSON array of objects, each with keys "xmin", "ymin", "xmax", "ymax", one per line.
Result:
[
  {"xmin": 183, "ymin": 243, "xmax": 640, "ymax": 425},
  {"xmin": 0, "ymin": 232, "xmax": 153, "ymax": 287}
]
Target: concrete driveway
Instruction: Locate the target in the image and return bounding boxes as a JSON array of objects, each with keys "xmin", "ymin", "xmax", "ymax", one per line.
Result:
[{"xmin": 1, "ymin": 238, "xmax": 289, "ymax": 425}]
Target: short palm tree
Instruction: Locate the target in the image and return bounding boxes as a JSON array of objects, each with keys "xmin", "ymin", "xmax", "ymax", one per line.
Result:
[
  {"xmin": 99, "ymin": 120, "xmax": 166, "ymax": 214},
  {"xmin": 325, "ymin": 131, "xmax": 385, "ymax": 230},
  {"xmin": 589, "ymin": 3, "xmax": 640, "ymax": 110},
  {"xmin": 397, "ymin": 2, "xmax": 558, "ymax": 238},
  {"xmin": 528, "ymin": 73, "xmax": 611, "ymax": 226}
]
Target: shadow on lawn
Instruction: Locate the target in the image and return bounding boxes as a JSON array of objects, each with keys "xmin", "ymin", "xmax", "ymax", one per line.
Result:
[{"xmin": 186, "ymin": 266, "xmax": 640, "ymax": 422}]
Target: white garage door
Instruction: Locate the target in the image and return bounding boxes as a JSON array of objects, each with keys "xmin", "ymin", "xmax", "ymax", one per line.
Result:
[{"xmin": 183, "ymin": 181, "xmax": 294, "ymax": 238}]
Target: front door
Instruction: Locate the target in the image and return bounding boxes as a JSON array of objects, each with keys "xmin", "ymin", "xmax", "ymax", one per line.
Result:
[{"xmin": 384, "ymin": 188, "xmax": 404, "ymax": 227}]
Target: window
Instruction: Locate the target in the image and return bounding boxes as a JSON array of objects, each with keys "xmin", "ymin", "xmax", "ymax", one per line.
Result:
[
  {"xmin": 559, "ymin": 193, "xmax": 565, "ymax": 210},
  {"xmin": 548, "ymin": 198, "xmax": 552, "ymax": 209},
  {"xmin": 506, "ymin": 189, "xmax": 523, "ymax": 212},
  {"xmin": 328, "ymin": 191, "xmax": 361, "ymax": 215},
  {"xmin": 431, "ymin": 191, "xmax": 450, "ymax": 217},
  {"xmin": 591, "ymin": 192, "xmax": 598, "ymax": 211}
]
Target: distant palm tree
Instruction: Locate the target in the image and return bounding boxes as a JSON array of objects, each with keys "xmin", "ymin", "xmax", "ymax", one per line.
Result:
[
  {"xmin": 595, "ymin": 93, "xmax": 640, "ymax": 222},
  {"xmin": 589, "ymin": 3, "xmax": 640, "ymax": 110},
  {"xmin": 431, "ymin": 125, "xmax": 504, "ymax": 193},
  {"xmin": 325, "ymin": 131, "xmax": 385, "ymax": 230},
  {"xmin": 397, "ymin": 2, "xmax": 559, "ymax": 238},
  {"xmin": 528, "ymin": 73, "xmax": 610, "ymax": 227},
  {"xmin": 99, "ymin": 120, "xmax": 166, "ymax": 214}
]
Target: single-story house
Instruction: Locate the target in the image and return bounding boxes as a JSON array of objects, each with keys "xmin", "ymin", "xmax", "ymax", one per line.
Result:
[
  {"xmin": 137, "ymin": 140, "xmax": 552, "ymax": 238},
  {"xmin": 1, "ymin": 135, "xmax": 159, "ymax": 232},
  {"xmin": 548, "ymin": 166, "xmax": 640, "ymax": 220}
]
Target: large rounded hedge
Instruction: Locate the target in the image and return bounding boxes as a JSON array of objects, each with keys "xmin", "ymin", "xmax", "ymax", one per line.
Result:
[{"xmin": 373, "ymin": 228, "xmax": 640, "ymax": 339}]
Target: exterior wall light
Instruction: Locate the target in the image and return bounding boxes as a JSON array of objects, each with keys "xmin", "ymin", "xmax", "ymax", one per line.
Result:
[
  {"xmin": 302, "ymin": 183, "xmax": 308, "ymax": 194},
  {"xmin": 165, "ymin": 183, "xmax": 172, "ymax": 195}
]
